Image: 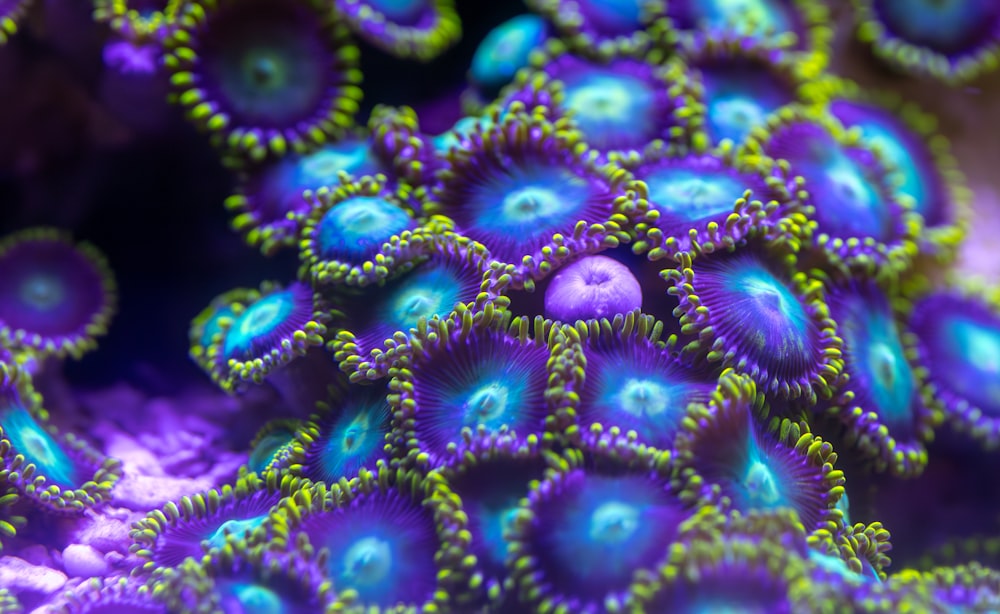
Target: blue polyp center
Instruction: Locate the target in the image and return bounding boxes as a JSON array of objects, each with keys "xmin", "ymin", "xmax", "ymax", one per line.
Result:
[
  {"xmin": 224, "ymin": 290, "xmax": 296, "ymax": 359},
  {"xmin": 212, "ymin": 25, "xmax": 324, "ymax": 125},
  {"xmin": 0, "ymin": 406, "xmax": 78, "ymax": 488},
  {"xmin": 550, "ymin": 475, "xmax": 673, "ymax": 586},
  {"xmin": 204, "ymin": 514, "xmax": 268, "ymax": 550},
  {"xmin": 842, "ymin": 297, "xmax": 916, "ymax": 431},
  {"xmin": 810, "ymin": 153, "xmax": 890, "ymax": 241},
  {"xmin": 298, "ymin": 140, "xmax": 381, "ymax": 186},
  {"xmin": 578, "ymin": 0, "xmax": 644, "ymax": 34},
  {"xmin": 470, "ymin": 15, "xmax": 546, "ymax": 89},
  {"xmin": 18, "ymin": 274, "xmax": 65, "ymax": 311},
  {"xmin": 701, "ymin": 69, "xmax": 790, "ymax": 144},
  {"xmin": 588, "ymin": 501, "xmax": 641, "ymax": 544},
  {"xmin": 340, "ymin": 535, "xmax": 394, "ymax": 592},
  {"xmin": 644, "ymin": 167, "xmax": 745, "ymax": 221},
  {"xmin": 501, "ymin": 186, "xmax": 564, "ymax": 223},
  {"xmin": 710, "ymin": 96, "xmax": 768, "ymax": 143},
  {"xmin": 561, "ymin": 69, "xmax": 655, "ymax": 150},
  {"xmin": 380, "ymin": 265, "xmax": 461, "ymax": 332},
  {"xmin": 316, "ymin": 196, "xmax": 412, "ymax": 260},
  {"xmin": 470, "ymin": 165, "xmax": 592, "ymax": 247},
  {"xmin": 741, "ymin": 457, "xmax": 785, "ymax": 509},
  {"xmin": 220, "ymin": 581, "xmax": 284, "ymax": 614},
  {"xmin": 848, "ymin": 119, "xmax": 928, "ymax": 213},
  {"xmin": 371, "ymin": 0, "xmax": 425, "ymax": 25},
  {"xmin": 693, "ymin": 0, "xmax": 792, "ymax": 33},
  {"xmin": 877, "ymin": 0, "xmax": 991, "ymax": 51},
  {"xmin": 479, "ymin": 504, "xmax": 520, "ymax": 568},
  {"xmin": 318, "ymin": 400, "xmax": 386, "ymax": 479},
  {"xmin": 939, "ymin": 316, "xmax": 1000, "ymax": 414},
  {"xmin": 243, "ymin": 52, "xmax": 287, "ymax": 92},
  {"xmin": 462, "ymin": 381, "xmax": 513, "ymax": 428},
  {"xmin": 616, "ymin": 378, "xmax": 671, "ymax": 418},
  {"xmin": 721, "ymin": 265, "xmax": 810, "ymax": 361}
]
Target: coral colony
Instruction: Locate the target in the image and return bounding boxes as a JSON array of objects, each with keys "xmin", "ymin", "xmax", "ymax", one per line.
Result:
[{"xmin": 7, "ymin": 0, "xmax": 1000, "ymax": 612}]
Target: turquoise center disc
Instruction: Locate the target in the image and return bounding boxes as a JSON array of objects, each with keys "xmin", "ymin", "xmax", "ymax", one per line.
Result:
[
  {"xmin": 578, "ymin": 0, "xmax": 644, "ymax": 33},
  {"xmin": 379, "ymin": 265, "xmax": 461, "ymax": 333},
  {"xmin": 879, "ymin": 0, "xmax": 992, "ymax": 51},
  {"xmin": 204, "ymin": 514, "xmax": 268, "ymax": 550},
  {"xmin": 694, "ymin": 0, "xmax": 791, "ymax": 34},
  {"xmin": 19, "ymin": 274, "xmax": 65, "ymax": 311},
  {"xmin": 939, "ymin": 315, "xmax": 1000, "ymax": 414},
  {"xmin": 316, "ymin": 196, "xmax": 412, "ymax": 260},
  {"xmin": 224, "ymin": 290, "xmax": 296, "ymax": 359},
  {"xmin": 470, "ymin": 15, "xmax": 547, "ymax": 89},
  {"xmin": 341, "ymin": 535, "xmax": 393, "ymax": 588},
  {"xmin": 561, "ymin": 69, "xmax": 655, "ymax": 150},
  {"xmin": 645, "ymin": 167, "xmax": 745, "ymax": 220},
  {"xmin": 0, "ymin": 405, "xmax": 79, "ymax": 488},
  {"xmin": 840, "ymin": 294, "xmax": 916, "ymax": 431},
  {"xmin": 222, "ymin": 581, "xmax": 284, "ymax": 614}
]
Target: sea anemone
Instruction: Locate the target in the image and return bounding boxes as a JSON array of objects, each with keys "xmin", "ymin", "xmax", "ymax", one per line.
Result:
[
  {"xmin": 683, "ymin": 35, "xmax": 816, "ymax": 147},
  {"xmin": 552, "ymin": 310, "xmax": 719, "ymax": 450},
  {"xmin": 163, "ymin": 0, "xmax": 363, "ymax": 162},
  {"xmin": 92, "ymin": 0, "xmax": 180, "ymax": 42},
  {"xmin": 432, "ymin": 109, "xmax": 635, "ymax": 279},
  {"xmin": 0, "ymin": 228, "xmax": 117, "ymax": 361},
  {"xmin": 851, "ymin": 0, "xmax": 1000, "ymax": 83},
  {"xmin": 528, "ymin": 41, "xmax": 699, "ymax": 157},
  {"xmin": 673, "ymin": 371, "xmax": 846, "ymax": 535},
  {"xmin": 0, "ymin": 0, "xmax": 33, "ymax": 45},
  {"xmin": 224, "ymin": 131, "xmax": 396, "ymax": 256},
  {"xmin": 266, "ymin": 465, "xmax": 471, "ymax": 611},
  {"xmin": 807, "ymin": 518, "xmax": 893, "ymax": 586},
  {"xmin": 525, "ymin": 0, "xmax": 667, "ymax": 57},
  {"xmin": 333, "ymin": 0, "xmax": 461, "ymax": 61},
  {"xmin": 387, "ymin": 306, "xmax": 559, "ymax": 468},
  {"xmin": 367, "ymin": 104, "xmax": 440, "ymax": 187},
  {"xmin": 0, "ymin": 373, "xmax": 122, "ymax": 513},
  {"xmin": 175, "ymin": 541, "xmax": 335, "ymax": 614},
  {"xmin": 629, "ymin": 522, "xmax": 813, "ymax": 613},
  {"xmin": 282, "ymin": 378, "xmax": 393, "ymax": 483},
  {"xmin": 298, "ymin": 174, "xmax": 422, "ymax": 289},
  {"xmin": 437, "ymin": 430, "xmax": 549, "ymax": 606},
  {"xmin": 745, "ymin": 106, "xmax": 922, "ymax": 281},
  {"xmin": 329, "ymin": 232, "xmax": 503, "ymax": 382},
  {"xmin": 506, "ymin": 443, "xmax": 688, "ymax": 612},
  {"xmin": 188, "ymin": 286, "xmax": 258, "ymax": 375},
  {"xmin": 128, "ymin": 469, "xmax": 306, "ymax": 572},
  {"xmin": 205, "ymin": 280, "xmax": 328, "ymax": 391},
  {"xmin": 243, "ymin": 418, "xmax": 301, "ymax": 475},
  {"xmin": 666, "ymin": 0, "xmax": 832, "ymax": 60},
  {"xmin": 820, "ymin": 78, "xmax": 970, "ymax": 262},
  {"xmin": 906, "ymin": 282, "xmax": 1000, "ymax": 450},
  {"xmin": 619, "ymin": 139, "xmax": 805, "ymax": 257},
  {"xmin": 464, "ymin": 14, "xmax": 552, "ymax": 111},
  {"xmin": 662, "ymin": 236, "xmax": 844, "ymax": 402},
  {"xmin": 822, "ymin": 277, "xmax": 936, "ymax": 477}
]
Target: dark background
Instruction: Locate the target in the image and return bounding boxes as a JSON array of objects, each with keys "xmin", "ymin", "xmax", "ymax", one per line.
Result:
[{"xmin": 0, "ymin": 0, "xmax": 523, "ymax": 391}]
